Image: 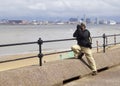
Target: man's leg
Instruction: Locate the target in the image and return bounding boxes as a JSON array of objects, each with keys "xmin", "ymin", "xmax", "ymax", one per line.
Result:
[
  {"xmin": 71, "ymin": 45, "xmax": 81, "ymax": 58},
  {"xmin": 82, "ymin": 47, "xmax": 97, "ymax": 75}
]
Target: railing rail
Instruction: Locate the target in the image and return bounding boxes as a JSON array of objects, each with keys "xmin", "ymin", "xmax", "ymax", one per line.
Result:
[
  {"xmin": 43, "ymin": 38, "xmax": 75, "ymax": 43},
  {"xmin": 0, "ymin": 41, "xmax": 37, "ymax": 47},
  {"xmin": 0, "ymin": 33, "xmax": 120, "ymax": 66}
]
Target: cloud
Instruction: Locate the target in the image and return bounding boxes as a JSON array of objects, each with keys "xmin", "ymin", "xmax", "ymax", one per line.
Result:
[
  {"xmin": 28, "ymin": 3, "xmax": 46, "ymax": 10},
  {"xmin": 0, "ymin": 0, "xmax": 120, "ymax": 19}
]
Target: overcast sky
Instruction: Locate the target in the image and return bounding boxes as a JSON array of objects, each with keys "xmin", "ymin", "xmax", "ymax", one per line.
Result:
[{"xmin": 0, "ymin": 0, "xmax": 120, "ymax": 20}]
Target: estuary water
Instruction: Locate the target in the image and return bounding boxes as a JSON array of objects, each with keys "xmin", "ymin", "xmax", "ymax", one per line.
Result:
[{"xmin": 0, "ymin": 24, "xmax": 120, "ymax": 55}]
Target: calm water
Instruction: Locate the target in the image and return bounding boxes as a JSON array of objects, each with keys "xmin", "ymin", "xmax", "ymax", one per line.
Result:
[{"xmin": 0, "ymin": 24, "xmax": 120, "ymax": 55}]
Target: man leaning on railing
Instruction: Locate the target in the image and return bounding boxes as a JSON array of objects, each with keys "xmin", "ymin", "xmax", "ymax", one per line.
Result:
[{"xmin": 71, "ymin": 23, "xmax": 97, "ymax": 76}]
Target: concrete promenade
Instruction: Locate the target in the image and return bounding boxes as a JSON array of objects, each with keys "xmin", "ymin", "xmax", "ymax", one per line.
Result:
[
  {"xmin": 64, "ymin": 65, "xmax": 120, "ymax": 86},
  {"xmin": 0, "ymin": 45, "xmax": 120, "ymax": 86}
]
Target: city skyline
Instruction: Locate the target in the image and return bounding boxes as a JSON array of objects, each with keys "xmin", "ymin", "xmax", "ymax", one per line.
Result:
[{"xmin": 0, "ymin": 0, "xmax": 120, "ymax": 21}]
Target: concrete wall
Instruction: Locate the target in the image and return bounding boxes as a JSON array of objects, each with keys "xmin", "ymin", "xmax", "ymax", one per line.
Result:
[{"xmin": 0, "ymin": 48, "xmax": 120, "ymax": 86}]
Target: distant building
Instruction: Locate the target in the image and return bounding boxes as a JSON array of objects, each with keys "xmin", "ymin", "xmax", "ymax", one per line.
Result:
[
  {"xmin": 108, "ymin": 20, "xmax": 116, "ymax": 25},
  {"xmin": 86, "ymin": 18, "xmax": 91, "ymax": 24},
  {"xmin": 31, "ymin": 20, "xmax": 39, "ymax": 25},
  {"xmin": 8, "ymin": 20, "xmax": 25, "ymax": 25},
  {"xmin": 69, "ymin": 18, "xmax": 78, "ymax": 24},
  {"xmin": 0, "ymin": 19, "xmax": 9, "ymax": 24},
  {"xmin": 42, "ymin": 21, "xmax": 49, "ymax": 25},
  {"xmin": 55, "ymin": 20, "xmax": 64, "ymax": 25},
  {"xmin": 99, "ymin": 20, "xmax": 108, "ymax": 24},
  {"xmin": 83, "ymin": 14, "xmax": 86, "ymax": 23},
  {"xmin": 95, "ymin": 18, "xmax": 99, "ymax": 24}
]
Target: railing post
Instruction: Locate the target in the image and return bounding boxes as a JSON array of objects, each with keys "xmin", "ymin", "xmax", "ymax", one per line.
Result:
[
  {"xmin": 103, "ymin": 33, "xmax": 106, "ymax": 53},
  {"xmin": 96, "ymin": 41, "xmax": 99, "ymax": 53},
  {"xmin": 38, "ymin": 38, "xmax": 43, "ymax": 66},
  {"xmin": 106, "ymin": 36, "xmax": 108, "ymax": 46},
  {"xmin": 114, "ymin": 34, "xmax": 116, "ymax": 45}
]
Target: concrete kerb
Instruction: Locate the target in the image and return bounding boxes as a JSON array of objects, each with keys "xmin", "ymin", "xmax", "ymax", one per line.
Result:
[{"xmin": 0, "ymin": 48, "xmax": 120, "ymax": 86}]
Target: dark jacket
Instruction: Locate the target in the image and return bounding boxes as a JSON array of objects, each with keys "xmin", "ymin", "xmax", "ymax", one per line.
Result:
[{"xmin": 73, "ymin": 28, "xmax": 92, "ymax": 48}]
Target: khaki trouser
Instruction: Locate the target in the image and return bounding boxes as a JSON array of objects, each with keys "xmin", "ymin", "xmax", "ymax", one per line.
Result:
[{"xmin": 71, "ymin": 45, "xmax": 97, "ymax": 72}]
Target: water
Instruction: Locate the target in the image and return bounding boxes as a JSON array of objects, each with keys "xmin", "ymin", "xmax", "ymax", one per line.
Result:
[{"xmin": 0, "ymin": 24, "xmax": 120, "ymax": 56}]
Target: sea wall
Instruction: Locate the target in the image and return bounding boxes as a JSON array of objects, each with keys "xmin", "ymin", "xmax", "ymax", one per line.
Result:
[{"xmin": 0, "ymin": 48, "xmax": 120, "ymax": 86}]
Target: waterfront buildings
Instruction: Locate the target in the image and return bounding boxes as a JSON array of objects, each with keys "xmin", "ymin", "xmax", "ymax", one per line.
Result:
[{"xmin": 0, "ymin": 17, "xmax": 118, "ymax": 25}]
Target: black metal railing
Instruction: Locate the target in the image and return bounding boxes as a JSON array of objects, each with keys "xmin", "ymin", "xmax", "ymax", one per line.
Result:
[{"xmin": 0, "ymin": 33, "xmax": 120, "ymax": 66}]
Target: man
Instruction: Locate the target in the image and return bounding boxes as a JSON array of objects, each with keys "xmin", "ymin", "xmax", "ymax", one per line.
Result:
[{"xmin": 71, "ymin": 23, "xmax": 97, "ymax": 75}]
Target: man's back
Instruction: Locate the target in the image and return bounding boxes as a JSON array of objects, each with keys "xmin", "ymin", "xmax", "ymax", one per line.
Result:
[{"xmin": 73, "ymin": 25, "xmax": 91, "ymax": 48}]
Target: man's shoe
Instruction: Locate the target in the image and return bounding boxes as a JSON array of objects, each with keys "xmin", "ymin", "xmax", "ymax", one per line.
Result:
[
  {"xmin": 92, "ymin": 71, "xmax": 97, "ymax": 76},
  {"xmin": 78, "ymin": 53, "xmax": 84, "ymax": 59}
]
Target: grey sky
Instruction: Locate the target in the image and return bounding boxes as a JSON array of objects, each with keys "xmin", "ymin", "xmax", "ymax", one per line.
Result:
[{"xmin": 0, "ymin": 0, "xmax": 120, "ymax": 19}]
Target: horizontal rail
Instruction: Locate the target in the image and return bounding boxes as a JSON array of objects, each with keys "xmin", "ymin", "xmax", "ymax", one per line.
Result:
[
  {"xmin": 43, "ymin": 36, "xmax": 106, "ymax": 43},
  {"xmin": 44, "ymin": 50, "xmax": 72, "ymax": 56},
  {"xmin": 0, "ymin": 55, "xmax": 37, "ymax": 63},
  {"xmin": 43, "ymin": 38, "xmax": 75, "ymax": 43},
  {"xmin": 93, "ymin": 45, "xmax": 103, "ymax": 48},
  {"xmin": 0, "ymin": 41, "xmax": 37, "ymax": 47},
  {"xmin": 105, "ymin": 34, "xmax": 120, "ymax": 37},
  {"xmin": 107, "ymin": 42, "xmax": 120, "ymax": 46},
  {"xmin": 43, "ymin": 34, "xmax": 120, "ymax": 43},
  {"xmin": 92, "ymin": 36, "xmax": 103, "ymax": 38}
]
